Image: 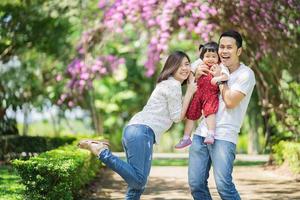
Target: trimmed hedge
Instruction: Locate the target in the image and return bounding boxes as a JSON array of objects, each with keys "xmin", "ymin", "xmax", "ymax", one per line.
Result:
[
  {"xmin": 13, "ymin": 144, "xmax": 102, "ymax": 200},
  {"xmin": 273, "ymin": 141, "xmax": 300, "ymax": 174},
  {"xmin": 0, "ymin": 135, "xmax": 76, "ymax": 160},
  {"xmin": 0, "ymin": 117, "xmax": 18, "ymax": 136}
]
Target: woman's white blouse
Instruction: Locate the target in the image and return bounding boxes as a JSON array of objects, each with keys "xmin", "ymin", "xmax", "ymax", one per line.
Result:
[{"xmin": 128, "ymin": 77, "xmax": 182, "ymax": 144}]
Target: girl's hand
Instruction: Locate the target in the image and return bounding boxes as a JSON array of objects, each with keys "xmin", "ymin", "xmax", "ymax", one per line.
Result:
[
  {"xmin": 195, "ymin": 64, "xmax": 210, "ymax": 79},
  {"xmin": 211, "ymin": 77, "xmax": 219, "ymax": 85},
  {"xmin": 210, "ymin": 64, "xmax": 221, "ymax": 77},
  {"xmin": 187, "ymin": 74, "xmax": 197, "ymax": 94}
]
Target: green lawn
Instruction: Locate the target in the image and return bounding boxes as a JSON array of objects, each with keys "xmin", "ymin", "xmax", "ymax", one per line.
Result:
[{"xmin": 0, "ymin": 165, "xmax": 24, "ymax": 200}]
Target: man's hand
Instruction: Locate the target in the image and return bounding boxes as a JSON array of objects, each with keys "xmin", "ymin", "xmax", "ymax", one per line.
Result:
[{"xmin": 195, "ymin": 64, "xmax": 210, "ymax": 79}]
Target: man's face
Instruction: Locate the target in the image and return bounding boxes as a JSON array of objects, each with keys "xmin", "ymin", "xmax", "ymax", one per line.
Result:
[{"xmin": 218, "ymin": 36, "xmax": 241, "ymax": 68}]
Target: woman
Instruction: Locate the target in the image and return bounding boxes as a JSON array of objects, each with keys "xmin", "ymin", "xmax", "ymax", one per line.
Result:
[{"xmin": 78, "ymin": 51, "xmax": 197, "ymax": 200}]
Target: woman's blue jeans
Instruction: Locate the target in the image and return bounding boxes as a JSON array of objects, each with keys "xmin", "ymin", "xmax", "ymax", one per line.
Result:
[
  {"xmin": 99, "ymin": 124, "xmax": 155, "ymax": 200},
  {"xmin": 188, "ymin": 135, "xmax": 241, "ymax": 200}
]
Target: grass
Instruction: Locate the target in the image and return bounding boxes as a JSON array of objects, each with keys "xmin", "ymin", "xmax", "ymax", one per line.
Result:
[
  {"xmin": 0, "ymin": 165, "xmax": 25, "ymax": 200},
  {"xmin": 151, "ymin": 159, "xmax": 266, "ymax": 166},
  {"xmin": 17, "ymin": 119, "xmax": 95, "ymax": 137}
]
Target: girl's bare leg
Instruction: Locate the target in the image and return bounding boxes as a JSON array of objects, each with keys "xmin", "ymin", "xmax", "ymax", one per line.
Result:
[
  {"xmin": 204, "ymin": 114, "xmax": 216, "ymax": 144},
  {"xmin": 184, "ymin": 119, "xmax": 195, "ymax": 138}
]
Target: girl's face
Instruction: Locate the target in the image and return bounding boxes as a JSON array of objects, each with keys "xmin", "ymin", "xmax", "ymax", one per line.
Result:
[
  {"xmin": 173, "ymin": 57, "xmax": 191, "ymax": 83},
  {"xmin": 203, "ymin": 51, "xmax": 219, "ymax": 67}
]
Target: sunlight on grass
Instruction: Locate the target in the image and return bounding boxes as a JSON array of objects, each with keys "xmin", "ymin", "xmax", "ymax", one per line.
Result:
[
  {"xmin": 18, "ymin": 119, "xmax": 94, "ymax": 137},
  {"xmin": 0, "ymin": 165, "xmax": 25, "ymax": 200}
]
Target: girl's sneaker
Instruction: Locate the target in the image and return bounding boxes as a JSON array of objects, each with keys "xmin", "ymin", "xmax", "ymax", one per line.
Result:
[{"xmin": 175, "ymin": 138, "xmax": 192, "ymax": 149}]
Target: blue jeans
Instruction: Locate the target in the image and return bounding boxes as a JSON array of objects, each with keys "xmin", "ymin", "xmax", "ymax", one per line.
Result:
[
  {"xmin": 188, "ymin": 135, "xmax": 240, "ymax": 200},
  {"xmin": 99, "ymin": 124, "xmax": 155, "ymax": 200}
]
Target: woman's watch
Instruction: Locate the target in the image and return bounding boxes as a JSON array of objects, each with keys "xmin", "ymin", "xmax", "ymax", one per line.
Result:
[{"xmin": 216, "ymin": 80, "xmax": 228, "ymax": 86}]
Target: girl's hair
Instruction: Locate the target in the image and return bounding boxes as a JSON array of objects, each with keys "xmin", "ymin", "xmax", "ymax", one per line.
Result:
[
  {"xmin": 157, "ymin": 51, "xmax": 190, "ymax": 83},
  {"xmin": 199, "ymin": 42, "xmax": 220, "ymax": 62}
]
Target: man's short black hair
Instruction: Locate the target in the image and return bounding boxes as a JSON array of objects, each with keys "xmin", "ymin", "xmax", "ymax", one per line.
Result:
[{"xmin": 219, "ymin": 30, "xmax": 243, "ymax": 48}]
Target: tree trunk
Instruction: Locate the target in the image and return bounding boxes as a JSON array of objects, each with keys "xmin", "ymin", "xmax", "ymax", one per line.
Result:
[
  {"xmin": 248, "ymin": 125, "xmax": 259, "ymax": 154},
  {"xmin": 88, "ymin": 90, "xmax": 103, "ymax": 135},
  {"xmin": 22, "ymin": 104, "xmax": 29, "ymax": 136},
  {"xmin": 50, "ymin": 111, "xmax": 60, "ymax": 137}
]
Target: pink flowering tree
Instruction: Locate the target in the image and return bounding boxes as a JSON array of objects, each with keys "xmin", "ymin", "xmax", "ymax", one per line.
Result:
[
  {"xmin": 209, "ymin": 0, "xmax": 300, "ymax": 149},
  {"xmin": 61, "ymin": 0, "xmax": 299, "ymax": 144}
]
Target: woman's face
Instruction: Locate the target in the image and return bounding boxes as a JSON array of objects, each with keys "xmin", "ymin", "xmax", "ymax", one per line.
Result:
[
  {"xmin": 173, "ymin": 57, "xmax": 191, "ymax": 83},
  {"xmin": 203, "ymin": 51, "xmax": 219, "ymax": 67}
]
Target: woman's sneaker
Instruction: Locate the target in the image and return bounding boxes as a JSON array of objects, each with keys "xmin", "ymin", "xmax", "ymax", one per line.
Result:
[{"xmin": 175, "ymin": 138, "xmax": 192, "ymax": 149}]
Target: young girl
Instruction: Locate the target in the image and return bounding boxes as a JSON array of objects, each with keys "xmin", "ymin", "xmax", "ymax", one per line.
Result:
[
  {"xmin": 175, "ymin": 42, "xmax": 229, "ymax": 148},
  {"xmin": 78, "ymin": 51, "xmax": 197, "ymax": 199}
]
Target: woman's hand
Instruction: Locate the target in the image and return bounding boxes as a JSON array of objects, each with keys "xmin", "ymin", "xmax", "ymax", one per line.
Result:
[
  {"xmin": 195, "ymin": 64, "xmax": 210, "ymax": 79},
  {"xmin": 187, "ymin": 74, "xmax": 197, "ymax": 94}
]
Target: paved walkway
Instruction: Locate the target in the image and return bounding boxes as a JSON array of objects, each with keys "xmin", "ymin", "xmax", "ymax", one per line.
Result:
[
  {"xmin": 112, "ymin": 152, "xmax": 269, "ymax": 162},
  {"xmin": 80, "ymin": 155, "xmax": 300, "ymax": 200}
]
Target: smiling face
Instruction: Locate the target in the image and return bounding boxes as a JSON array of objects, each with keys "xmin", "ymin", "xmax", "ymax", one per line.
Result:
[
  {"xmin": 203, "ymin": 51, "xmax": 219, "ymax": 67},
  {"xmin": 218, "ymin": 36, "xmax": 242, "ymax": 70},
  {"xmin": 173, "ymin": 56, "xmax": 191, "ymax": 83}
]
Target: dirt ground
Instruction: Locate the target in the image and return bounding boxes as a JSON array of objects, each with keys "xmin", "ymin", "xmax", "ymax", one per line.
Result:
[{"xmin": 80, "ymin": 165, "xmax": 300, "ymax": 200}]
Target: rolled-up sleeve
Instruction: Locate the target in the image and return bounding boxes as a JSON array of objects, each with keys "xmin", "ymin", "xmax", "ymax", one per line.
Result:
[{"xmin": 231, "ymin": 70, "xmax": 256, "ymax": 95}]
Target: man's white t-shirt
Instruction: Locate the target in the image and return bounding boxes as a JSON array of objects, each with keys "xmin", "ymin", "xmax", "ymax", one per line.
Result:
[{"xmin": 194, "ymin": 63, "xmax": 256, "ymax": 144}]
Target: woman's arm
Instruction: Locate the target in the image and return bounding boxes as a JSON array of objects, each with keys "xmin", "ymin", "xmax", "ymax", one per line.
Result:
[
  {"xmin": 179, "ymin": 75, "xmax": 197, "ymax": 120},
  {"xmin": 167, "ymin": 75, "xmax": 197, "ymax": 123}
]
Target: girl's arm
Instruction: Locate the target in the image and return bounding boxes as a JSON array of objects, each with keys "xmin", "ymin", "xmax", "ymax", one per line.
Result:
[
  {"xmin": 210, "ymin": 64, "xmax": 229, "ymax": 85},
  {"xmin": 211, "ymin": 73, "xmax": 229, "ymax": 85}
]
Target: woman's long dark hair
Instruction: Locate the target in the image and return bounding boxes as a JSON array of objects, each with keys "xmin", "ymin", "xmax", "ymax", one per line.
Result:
[{"xmin": 157, "ymin": 51, "xmax": 190, "ymax": 83}]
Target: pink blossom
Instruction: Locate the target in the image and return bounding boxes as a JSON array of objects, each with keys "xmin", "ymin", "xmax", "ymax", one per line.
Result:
[
  {"xmin": 68, "ymin": 101, "xmax": 74, "ymax": 107},
  {"xmin": 55, "ymin": 74, "xmax": 62, "ymax": 81},
  {"xmin": 98, "ymin": 0, "xmax": 107, "ymax": 9}
]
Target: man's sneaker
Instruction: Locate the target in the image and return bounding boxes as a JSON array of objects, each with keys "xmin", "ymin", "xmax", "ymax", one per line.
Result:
[
  {"xmin": 204, "ymin": 135, "xmax": 214, "ymax": 144},
  {"xmin": 175, "ymin": 138, "xmax": 192, "ymax": 149}
]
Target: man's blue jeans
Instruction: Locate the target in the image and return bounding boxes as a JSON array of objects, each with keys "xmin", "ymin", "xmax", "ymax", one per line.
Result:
[
  {"xmin": 99, "ymin": 124, "xmax": 155, "ymax": 200},
  {"xmin": 188, "ymin": 135, "xmax": 241, "ymax": 200}
]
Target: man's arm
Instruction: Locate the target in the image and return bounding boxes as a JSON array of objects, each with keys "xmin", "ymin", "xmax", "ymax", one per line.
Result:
[{"xmin": 219, "ymin": 83, "xmax": 245, "ymax": 109}]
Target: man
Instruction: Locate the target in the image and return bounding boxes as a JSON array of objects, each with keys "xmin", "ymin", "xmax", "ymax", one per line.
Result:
[{"xmin": 188, "ymin": 30, "xmax": 256, "ymax": 200}]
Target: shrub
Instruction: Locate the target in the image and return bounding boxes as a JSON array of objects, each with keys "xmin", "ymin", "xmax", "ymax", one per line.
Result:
[
  {"xmin": 0, "ymin": 135, "xmax": 76, "ymax": 160},
  {"xmin": 13, "ymin": 144, "xmax": 102, "ymax": 200},
  {"xmin": 0, "ymin": 165, "xmax": 25, "ymax": 200},
  {"xmin": 0, "ymin": 117, "xmax": 18, "ymax": 136},
  {"xmin": 273, "ymin": 141, "xmax": 300, "ymax": 174}
]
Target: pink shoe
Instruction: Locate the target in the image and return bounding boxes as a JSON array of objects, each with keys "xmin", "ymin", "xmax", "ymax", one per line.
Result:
[
  {"xmin": 175, "ymin": 138, "xmax": 192, "ymax": 149},
  {"xmin": 204, "ymin": 135, "xmax": 214, "ymax": 144}
]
